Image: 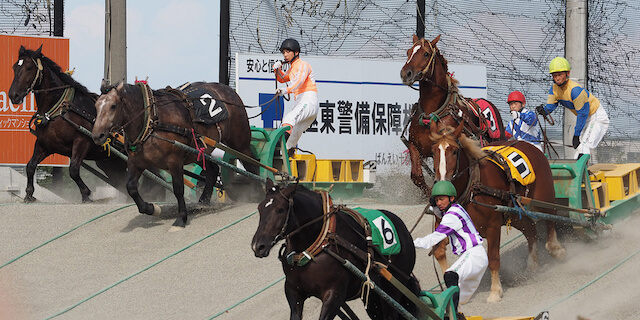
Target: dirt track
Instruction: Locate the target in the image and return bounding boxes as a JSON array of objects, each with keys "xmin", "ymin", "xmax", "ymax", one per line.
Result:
[{"xmin": 0, "ymin": 197, "xmax": 639, "ymax": 320}]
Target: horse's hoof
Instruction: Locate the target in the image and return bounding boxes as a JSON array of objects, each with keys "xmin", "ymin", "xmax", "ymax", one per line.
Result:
[
  {"xmin": 546, "ymin": 243, "xmax": 567, "ymax": 261},
  {"xmin": 486, "ymin": 292, "xmax": 502, "ymax": 303},
  {"xmin": 82, "ymin": 198, "xmax": 93, "ymax": 203},
  {"xmin": 24, "ymin": 195, "xmax": 37, "ymax": 203},
  {"xmin": 168, "ymin": 225, "xmax": 184, "ymax": 232},
  {"xmin": 198, "ymin": 198, "xmax": 211, "ymax": 206},
  {"xmin": 152, "ymin": 204, "xmax": 162, "ymax": 216}
]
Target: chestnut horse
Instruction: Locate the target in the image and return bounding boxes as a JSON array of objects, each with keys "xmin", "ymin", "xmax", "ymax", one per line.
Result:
[
  {"xmin": 251, "ymin": 179, "xmax": 421, "ymax": 320},
  {"xmin": 400, "ymin": 35, "xmax": 507, "ymax": 198},
  {"xmin": 430, "ymin": 122, "xmax": 566, "ymax": 302},
  {"xmin": 8, "ymin": 45, "xmax": 131, "ymax": 202},
  {"xmin": 92, "ymin": 81, "xmax": 256, "ymax": 231}
]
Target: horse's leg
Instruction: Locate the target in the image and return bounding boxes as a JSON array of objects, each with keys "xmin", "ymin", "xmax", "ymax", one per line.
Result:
[
  {"xmin": 543, "ymin": 214, "xmax": 566, "ymax": 261},
  {"xmin": 198, "ymin": 163, "xmax": 218, "ymax": 205},
  {"xmin": 511, "ymin": 217, "xmax": 540, "ymax": 272},
  {"xmin": 169, "ymin": 163, "xmax": 188, "ymax": 231},
  {"xmin": 408, "ymin": 143, "xmax": 431, "ymax": 198},
  {"xmin": 127, "ymin": 164, "xmax": 160, "ymax": 217},
  {"xmin": 318, "ymin": 289, "xmax": 348, "ymax": 320},
  {"xmin": 284, "ymin": 281, "xmax": 305, "ymax": 320},
  {"xmin": 485, "ymin": 222, "xmax": 503, "ymax": 303},
  {"xmin": 69, "ymin": 142, "xmax": 93, "ymax": 203},
  {"xmin": 24, "ymin": 142, "xmax": 50, "ymax": 202},
  {"xmin": 433, "ymin": 218, "xmax": 449, "ymax": 272}
]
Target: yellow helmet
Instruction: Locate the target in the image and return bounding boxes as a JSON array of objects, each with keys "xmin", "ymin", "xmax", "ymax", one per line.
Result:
[{"xmin": 549, "ymin": 57, "xmax": 571, "ymax": 73}]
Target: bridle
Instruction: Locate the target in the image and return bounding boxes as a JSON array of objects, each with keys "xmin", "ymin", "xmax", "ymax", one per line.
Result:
[
  {"xmin": 17, "ymin": 56, "xmax": 44, "ymax": 96},
  {"xmin": 406, "ymin": 39, "xmax": 450, "ymax": 93},
  {"xmin": 270, "ymin": 187, "xmax": 296, "ymax": 247}
]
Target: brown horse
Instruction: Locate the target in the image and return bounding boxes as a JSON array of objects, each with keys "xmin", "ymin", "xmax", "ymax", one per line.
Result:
[
  {"xmin": 251, "ymin": 179, "xmax": 421, "ymax": 320},
  {"xmin": 92, "ymin": 81, "xmax": 256, "ymax": 231},
  {"xmin": 430, "ymin": 122, "xmax": 566, "ymax": 302},
  {"xmin": 400, "ymin": 35, "xmax": 507, "ymax": 198},
  {"xmin": 8, "ymin": 45, "xmax": 131, "ymax": 202}
]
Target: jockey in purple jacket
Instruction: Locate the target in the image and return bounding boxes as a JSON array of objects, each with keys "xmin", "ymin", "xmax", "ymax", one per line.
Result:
[{"xmin": 414, "ymin": 180, "xmax": 488, "ymax": 317}]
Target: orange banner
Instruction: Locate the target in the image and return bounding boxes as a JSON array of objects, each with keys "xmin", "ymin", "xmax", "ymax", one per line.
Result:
[{"xmin": 0, "ymin": 35, "xmax": 70, "ymax": 166}]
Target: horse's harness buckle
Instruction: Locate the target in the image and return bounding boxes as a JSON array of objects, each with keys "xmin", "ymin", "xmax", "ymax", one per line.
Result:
[{"xmin": 34, "ymin": 113, "xmax": 51, "ymax": 128}]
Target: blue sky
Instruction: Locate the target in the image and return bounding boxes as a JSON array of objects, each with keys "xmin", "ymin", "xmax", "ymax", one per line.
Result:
[{"xmin": 65, "ymin": 0, "xmax": 220, "ymax": 93}]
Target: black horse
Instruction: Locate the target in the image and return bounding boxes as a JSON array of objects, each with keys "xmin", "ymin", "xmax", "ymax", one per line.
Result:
[
  {"xmin": 8, "ymin": 45, "xmax": 131, "ymax": 202},
  {"xmin": 251, "ymin": 179, "xmax": 421, "ymax": 320},
  {"xmin": 92, "ymin": 81, "xmax": 257, "ymax": 231}
]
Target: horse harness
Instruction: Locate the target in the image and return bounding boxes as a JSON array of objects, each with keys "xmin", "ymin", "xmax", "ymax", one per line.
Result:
[
  {"xmin": 455, "ymin": 143, "xmax": 530, "ymax": 222},
  {"xmin": 122, "ymin": 82, "xmax": 205, "ymax": 153},
  {"xmin": 29, "ymin": 86, "xmax": 98, "ymax": 135},
  {"xmin": 279, "ymin": 190, "xmax": 389, "ymax": 271}
]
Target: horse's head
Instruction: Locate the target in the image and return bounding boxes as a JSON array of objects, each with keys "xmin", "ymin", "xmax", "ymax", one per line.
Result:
[
  {"xmin": 251, "ymin": 178, "xmax": 298, "ymax": 258},
  {"xmin": 92, "ymin": 80, "xmax": 125, "ymax": 145},
  {"xmin": 8, "ymin": 45, "xmax": 44, "ymax": 104},
  {"xmin": 401, "ymin": 34, "xmax": 445, "ymax": 86},
  {"xmin": 430, "ymin": 122, "xmax": 464, "ymax": 181},
  {"xmin": 430, "ymin": 121, "xmax": 488, "ymax": 182}
]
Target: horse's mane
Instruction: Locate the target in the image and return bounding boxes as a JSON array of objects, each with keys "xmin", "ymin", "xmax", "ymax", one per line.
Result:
[
  {"xmin": 22, "ymin": 49, "xmax": 95, "ymax": 97},
  {"xmin": 430, "ymin": 125, "xmax": 488, "ymax": 162}
]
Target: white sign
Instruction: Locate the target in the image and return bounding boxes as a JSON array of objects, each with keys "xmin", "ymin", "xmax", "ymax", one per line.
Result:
[{"xmin": 235, "ymin": 53, "xmax": 486, "ymax": 173}]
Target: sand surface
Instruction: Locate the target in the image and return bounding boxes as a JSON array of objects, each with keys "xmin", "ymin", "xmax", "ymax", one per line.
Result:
[{"xmin": 0, "ymin": 196, "xmax": 638, "ymax": 320}]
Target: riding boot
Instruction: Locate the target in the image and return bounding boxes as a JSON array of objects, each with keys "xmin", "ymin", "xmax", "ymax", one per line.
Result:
[{"xmin": 444, "ymin": 271, "xmax": 460, "ymax": 315}]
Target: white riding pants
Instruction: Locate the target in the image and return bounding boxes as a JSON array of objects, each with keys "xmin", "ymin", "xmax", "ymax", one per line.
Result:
[
  {"xmin": 447, "ymin": 245, "xmax": 488, "ymax": 304},
  {"xmin": 576, "ymin": 106, "xmax": 609, "ymax": 157},
  {"xmin": 282, "ymin": 91, "xmax": 319, "ymax": 150}
]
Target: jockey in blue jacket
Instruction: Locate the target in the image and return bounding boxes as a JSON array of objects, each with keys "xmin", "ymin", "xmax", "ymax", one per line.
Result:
[
  {"xmin": 505, "ymin": 91, "xmax": 542, "ymax": 151},
  {"xmin": 537, "ymin": 57, "xmax": 609, "ymax": 159}
]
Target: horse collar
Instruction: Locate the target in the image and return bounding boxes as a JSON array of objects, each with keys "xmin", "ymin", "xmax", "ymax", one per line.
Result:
[
  {"xmin": 126, "ymin": 82, "xmax": 158, "ymax": 151},
  {"xmin": 283, "ymin": 190, "xmax": 337, "ymax": 267},
  {"xmin": 31, "ymin": 87, "xmax": 75, "ymax": 130}
]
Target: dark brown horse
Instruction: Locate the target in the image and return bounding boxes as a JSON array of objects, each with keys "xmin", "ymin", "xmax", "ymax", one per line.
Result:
[
  {"xmin": 92, "ymin": 81, "xmax": 256, "ymax": 231},
  {"xmin": 430, "ymin": 122, "xmax": 566, "ymax": 302},
  {"xmin": 251, "ymin": 179, "xmax": 421, "ymax": 320},
  {"xmin": 400, "ymin": 35, "xmax": 507, "ymax": 198},
  {"xmin": 8, "ymin": 45, "xmax": 130, "ymax": 202}
]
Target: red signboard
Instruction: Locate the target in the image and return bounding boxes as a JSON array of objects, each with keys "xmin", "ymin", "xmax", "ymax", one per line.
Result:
[{"xmin": 0, "ymin": 34, "xmax": 70, "ymax": 166}]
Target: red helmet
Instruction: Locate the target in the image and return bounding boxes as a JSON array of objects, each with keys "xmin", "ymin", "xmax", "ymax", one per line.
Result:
[{"xmin": 507, "ymin": 91, "xmax": 526, "ymax": 104}]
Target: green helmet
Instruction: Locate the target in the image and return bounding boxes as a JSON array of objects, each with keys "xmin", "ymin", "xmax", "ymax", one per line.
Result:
[
  {"xmin": 431, "ymin": 180, "xmax": 457, "ymax": 198},
  {"xmin": 549, "ymin": 57, "xmax": 571, "ymax": 73}
]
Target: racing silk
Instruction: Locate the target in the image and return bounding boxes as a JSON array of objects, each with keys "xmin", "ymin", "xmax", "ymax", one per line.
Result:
[
  {"xmin": 413, "ymin": 203, "xmax": 483, "ymax": 255},
  {"xmin": 544, "ymin": 79, "xmax": 601, "ymax": 136},
  {"xmin": 506, "ymin": 107, "xmax": 542, "ymax": 149},
  {"xmin": 275, "ymin": 58, "xmax": 317, "ymax": 99}
]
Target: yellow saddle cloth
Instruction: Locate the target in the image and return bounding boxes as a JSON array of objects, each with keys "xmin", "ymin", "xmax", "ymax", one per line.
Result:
[{"xmin": 482, "ymin": 145, "xmax": 536, "ymax": 186}]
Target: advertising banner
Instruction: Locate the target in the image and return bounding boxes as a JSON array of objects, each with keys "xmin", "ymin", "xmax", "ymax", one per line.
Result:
[
  {"xmin": 236, "ymin": 53, "xmax": 486, "ymax": 173},
  {"xmin": 0, "ymin": 34, "xmax": 70, "ymax": 166}
]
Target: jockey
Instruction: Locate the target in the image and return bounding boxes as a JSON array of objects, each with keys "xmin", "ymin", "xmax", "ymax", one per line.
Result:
[
  {"xmin": 272, "ymin": 38, "xmax": 319, "ymax": 158},
  {"xmin": 537, "ymin": 57, "xmax": 610, "ymax": 159},
  {"xmin": 505, "ymin": 90, "xmax": 543, "ymax": 151},
  {"xmin": 413, "ymin": 180, "xmax": 488, "ymax": 318}
]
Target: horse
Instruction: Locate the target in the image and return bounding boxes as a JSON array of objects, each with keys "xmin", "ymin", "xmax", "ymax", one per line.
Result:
[
  {"xmin": 251, "ymin": 178, "xmax": 421, "ymax": 320},
  {"xmin": 430, "ymin": 122, "xmax": 566, "ymax": 302},
  {"xmin": 7, "ymin": 45, "xmax": 132, "ymax": 203},
  {"xmin": 92, "ymin": 80, "xmax": 257, "ymax": 231},
  {"xmin": 400, "ymin": 35, "xmax": 508, "ymax": 198}
]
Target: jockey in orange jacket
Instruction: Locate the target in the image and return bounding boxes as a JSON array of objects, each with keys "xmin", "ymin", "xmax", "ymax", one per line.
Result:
[{"xmin": 272, "ymin": 38, "xmax": 320, "ymax": 158}]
